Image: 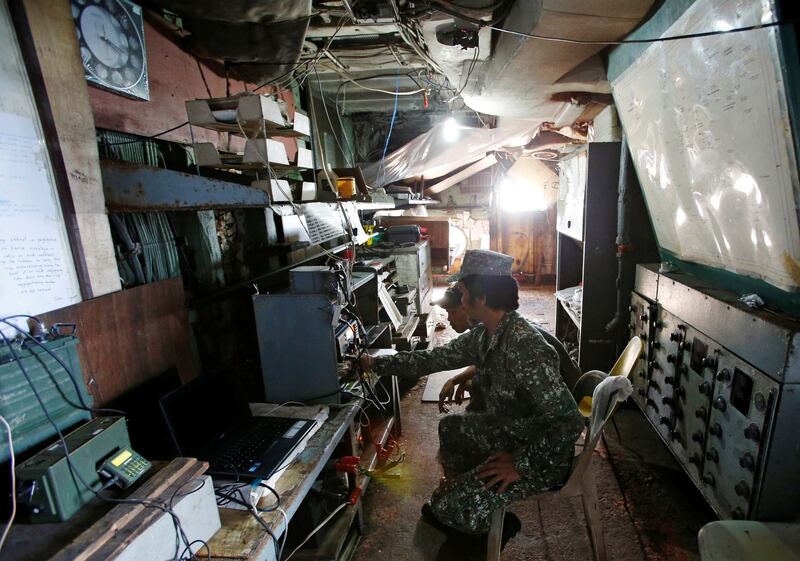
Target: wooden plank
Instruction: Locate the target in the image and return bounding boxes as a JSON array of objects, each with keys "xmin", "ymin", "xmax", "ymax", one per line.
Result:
[
  {"xmin": 425, "ymin": 154, "xmax": 497, "ymax": 195},
  {"xmin": 21, "ymin": 0, "xmax": 121, "ymax": 297},
  {"xmin": 51, "ymin": 458, "xmax": 207, "ymax": 561},
  {"xmin": 40, "ymin": 277, "xmax": 196, "ymax": 405},
  {"xmin": 205, "ymin": 404, "xmax": 360, "ymax": 560}
]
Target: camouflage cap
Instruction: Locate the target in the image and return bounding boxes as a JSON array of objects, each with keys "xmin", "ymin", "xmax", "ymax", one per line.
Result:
[
  {"xmin": 432, "ymin": 285, "xmax": 462, "ymax": 309},
  {"xmin": 447, "ymin": 249, "xmax": 514, "ymax": 282}
]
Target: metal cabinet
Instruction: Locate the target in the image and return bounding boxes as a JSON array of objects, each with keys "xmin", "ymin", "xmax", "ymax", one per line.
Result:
[
  {"xmin": 392, "ymin": 240, "xmax": 433, "ymax": 315},
  {"xmin": 555, "ymin": 143, "xmax": 621, "ymax": 373}
]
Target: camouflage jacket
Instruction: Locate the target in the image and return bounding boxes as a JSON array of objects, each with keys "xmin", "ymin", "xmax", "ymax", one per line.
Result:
[{"xmin": 375, "ymin": 311, "xmax": 583, "ymax": 478}]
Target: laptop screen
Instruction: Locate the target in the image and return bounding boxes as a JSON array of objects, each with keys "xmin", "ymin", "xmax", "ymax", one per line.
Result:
[{"xmin": 159, "ymin": 374, "xmax": 249, "ymax": 456}]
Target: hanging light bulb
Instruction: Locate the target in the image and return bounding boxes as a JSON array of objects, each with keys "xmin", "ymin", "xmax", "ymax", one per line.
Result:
[{"xmin": 442, "ymin": 117, "xmax": 459, "ymax": 142}]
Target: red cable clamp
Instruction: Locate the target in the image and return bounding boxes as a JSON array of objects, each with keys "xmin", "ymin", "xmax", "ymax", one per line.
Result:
[
  {"xmin": 335, "ymin": 456, "xmax": 360, "ymax": 475},
  {"xmin": 349, "ymin": 487, "xmax": 363, "ymax": 505},
  {"xmin": 375, "ymin": 441, "xmax": 395, "ymax": 463}
]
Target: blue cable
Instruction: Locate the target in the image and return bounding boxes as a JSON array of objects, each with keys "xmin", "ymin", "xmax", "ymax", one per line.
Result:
[{"xmin": 378, "ymin": 75, "xmax": 400, "ymax": 186}]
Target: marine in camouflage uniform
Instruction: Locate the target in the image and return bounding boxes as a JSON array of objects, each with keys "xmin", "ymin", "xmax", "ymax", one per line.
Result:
[{"xmin": 374, "ymin": 251, "xmax": 584, "ymax": 535}]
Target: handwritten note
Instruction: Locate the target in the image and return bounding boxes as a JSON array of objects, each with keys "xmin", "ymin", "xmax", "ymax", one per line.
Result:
[{"xmin": 0, "ymin": 112, "xmax": 80, "ymax": 316}]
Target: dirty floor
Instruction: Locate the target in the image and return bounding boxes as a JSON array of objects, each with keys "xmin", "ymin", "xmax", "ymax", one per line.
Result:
[{"xmin": 352, "ymin": 286, "xmax": 714, "ymax": 561}]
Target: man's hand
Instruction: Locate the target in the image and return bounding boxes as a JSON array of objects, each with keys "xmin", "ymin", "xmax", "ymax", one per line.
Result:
[
  {"xmin": 454, "ymin": 378, "xmax": 471, "ymax": 404},
  {"xmin": 438, "ymin": 378, "xmax": 457, "ymax": 413},
  {"xmin": 475, "ymin": 452, "xmax": 520, "ymax": 494},
  {"xmin": 438, "ymin": 366, "xmax": 475, "ymax": 413}
]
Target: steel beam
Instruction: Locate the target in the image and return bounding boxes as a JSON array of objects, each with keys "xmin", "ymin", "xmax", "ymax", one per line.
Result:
[{"xmin": 101, "ymin": 160, "xmax": 271, "ymax": 212}]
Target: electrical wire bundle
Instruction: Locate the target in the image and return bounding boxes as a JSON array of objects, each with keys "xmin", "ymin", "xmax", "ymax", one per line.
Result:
[{"xmin": 0, "ymin": 315, "xmax": 208, "ymax": 560}]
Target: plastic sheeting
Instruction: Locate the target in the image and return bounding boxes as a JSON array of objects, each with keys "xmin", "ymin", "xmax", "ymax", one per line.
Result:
[
  {"xmin": 363, "ymin": 122, "xmax": 537, "ymax": 187},
  {"xmin": 612, "ymin": 0, "xmax": 800, "ymax": 291}
]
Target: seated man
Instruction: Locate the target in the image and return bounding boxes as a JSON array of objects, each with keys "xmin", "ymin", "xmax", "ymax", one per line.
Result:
[
  {"xmin": 436, "ymin": 283, "xmax": 581, "ymax": 414},
  {"xmin": 362, "ymin": 250, "xmax": 583, "ymax": 542}
]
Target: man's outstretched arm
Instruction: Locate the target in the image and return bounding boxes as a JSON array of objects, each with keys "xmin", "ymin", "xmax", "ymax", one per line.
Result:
[{"xmin": 361, "ymin": 329, "xmax": 479, "ymax": 380}]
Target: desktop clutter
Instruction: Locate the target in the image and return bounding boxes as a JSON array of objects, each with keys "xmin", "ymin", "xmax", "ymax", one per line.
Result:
[{"xmin": 0, "ymin": 260, "xmax": 406, "ymax": 560}]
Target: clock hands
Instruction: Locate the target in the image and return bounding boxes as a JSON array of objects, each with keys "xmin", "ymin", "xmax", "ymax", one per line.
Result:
[{"xmin": 99, "ymin": 34, "xmax": 126, "ymax": 57}]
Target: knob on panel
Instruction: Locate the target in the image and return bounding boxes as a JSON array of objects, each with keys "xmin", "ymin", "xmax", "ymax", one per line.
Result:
[
  {"xmin": 701, "ymin": 356, "xmax": 717, "ymax": 369},
  {"xmin": 709, "ymin": 423, "xmax": 723, "ymax": 438},
  {"xmin": 689, "ymin": 454, "xmax": 702, "ymax": 465},
  {"xmin": 659, "ymin": 417, "xmax": 673, "ymax": 429},
  {"xmin": 662, "ymin": 397, "xmax": 674, "ymax": 406},
  {"xmin": 716, "ymin": 368, "xmax": 731, "ymax": 383},
  {"xmin": 739, "ymin": 453, "xmax": 755, "ymax": 471},
  {"xmin": 695, "ymin": 407, "xmax": 707, "ymax": 420},
  {"xmin": 646, "ymin": 398, "xmax": 658, "ymax": 410},
  {"xmin": 712, "ymin": 396, "xmax": 727, "ymax": 411},
  {"xmin": 744, "ymin": 424, "xmax": 761, "ymax": 442},
  {"xmin": 667, "ymin": 354, "xmax": 677, "ymax": 364},
  {"xmin": 699, "ymin": 382, "xmax": 712, "ymax": 396},
  {"xmin": 691, "ymin": 431, "xmax": 704, "ymax": 444},
  {"xmin": 754, "ymin": 393, "xmax": 767, "ymax": 413},
  {"xmin": 706, "ymin": 448, "xmax": 719, "ymax": 463},
  {"xmin": 664, "ymin": 376, "xmax": 676, "ymax": 385},
  {"xmin": 702, "ymin": 473, "xmax": 715, "ymax": 487},
  {"xmin": 734, "ymin": 481, "xmax": 751, "ymax": 499}
]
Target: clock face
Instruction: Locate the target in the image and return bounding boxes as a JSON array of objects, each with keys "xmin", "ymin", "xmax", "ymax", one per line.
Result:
[{"xmin": 72, "ymin": 0, "xmax": 149, "ymax": 100}]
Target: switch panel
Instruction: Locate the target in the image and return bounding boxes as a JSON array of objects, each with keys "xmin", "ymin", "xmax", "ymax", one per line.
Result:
[
  {"xmin": 629, "ymin": 293, "xmax": 655, "ymax": 412},
  {"xmin": 644, "ymin": 307, "xmax": 681, "ymax": 444},
  {"xmin": 631, "ymin": 264, "xmax": 800, "ymax": 521},
  {"xmin": 703, "ymin": 351, "xmax": 776, "ymax": 519},
  {"xmin": 669, "ymin": 324, "xmax": 716, "ymax": 488}
]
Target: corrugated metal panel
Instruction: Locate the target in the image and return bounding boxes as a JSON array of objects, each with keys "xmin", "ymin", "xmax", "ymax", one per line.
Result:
[{"xmin": 0, "ymin": 337, "xmax": 92, "ymax": 461}]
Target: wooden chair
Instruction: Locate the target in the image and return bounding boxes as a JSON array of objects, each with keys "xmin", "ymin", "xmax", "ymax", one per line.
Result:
[{"xmin": 486, "ymin": 337, "xmax": 642, "ymax": 561}]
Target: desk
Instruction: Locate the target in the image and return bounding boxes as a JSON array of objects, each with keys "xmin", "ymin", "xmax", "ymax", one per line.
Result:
[
  {"xmin": 207, "ymin": 400, "xmax": 395, "ymax": 561},
  {"xmin": 5, "ymin": 400, "xmax": 394, "ymax": 560}
]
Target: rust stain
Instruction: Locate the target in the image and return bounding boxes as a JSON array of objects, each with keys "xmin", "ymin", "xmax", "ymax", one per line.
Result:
[{"xmin": 783, "ymin": 251, "xmax": 800, "ymax": 286}]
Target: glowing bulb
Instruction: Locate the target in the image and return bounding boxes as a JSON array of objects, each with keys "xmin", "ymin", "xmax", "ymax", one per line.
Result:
[{"xmin": 442, "ymin": 117, "xmax": 459, "ymax": 142}]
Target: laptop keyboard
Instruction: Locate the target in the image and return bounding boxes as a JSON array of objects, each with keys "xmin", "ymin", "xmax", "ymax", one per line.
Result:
[{"xmin": 210, "ymin": 416, "xmax": 298, "ymax": 475}]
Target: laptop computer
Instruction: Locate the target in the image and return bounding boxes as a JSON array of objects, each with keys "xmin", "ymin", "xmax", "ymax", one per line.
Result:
[{"xmin": 159, "ymin": 374, "xmax": 316, "ymax": 481}]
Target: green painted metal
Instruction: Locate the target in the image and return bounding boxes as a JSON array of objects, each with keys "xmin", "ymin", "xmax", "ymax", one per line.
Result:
[
  {"xmin": 607, "ymin": 0, "xmax": 698, "ymax": 82},
  {"xmin": 0, "ymin": 336, "xmax": 92, "ymax": 462},
  {"xmin": 15, "ymin": 416, "xmax": 131, "ymax": 522},
  {"xmin": 661, "ymin": 250, "xmax": 800, "ymax": 316}
]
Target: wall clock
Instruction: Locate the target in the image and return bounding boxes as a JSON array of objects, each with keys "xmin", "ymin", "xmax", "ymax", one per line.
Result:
[{"xmin": 71, "ymin": 0, "xmax": 149, "ymax": 100}]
